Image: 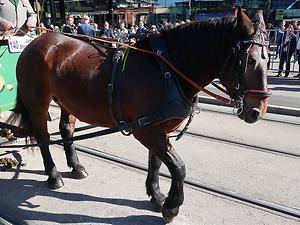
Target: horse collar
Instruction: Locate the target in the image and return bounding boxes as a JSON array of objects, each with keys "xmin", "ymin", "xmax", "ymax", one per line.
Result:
[{"xmin": 107, "ymin": 37, "xmax": 195, "ymax": 139}]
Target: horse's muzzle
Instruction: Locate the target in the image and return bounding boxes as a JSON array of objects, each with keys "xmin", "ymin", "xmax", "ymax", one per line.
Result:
[{"xmin": 238, "ymin": 107, "xmax": 261, "ymax": 123}]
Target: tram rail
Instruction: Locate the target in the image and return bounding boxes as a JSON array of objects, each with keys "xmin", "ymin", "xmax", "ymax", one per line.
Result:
[
  {"xmin": 183, "ymin": 131, "xmax": 300, "ymax": 159},
  {"xmin": 48, "ymin": 120, "xmax": 300, "ymax": 160},
  {"xmin": 52, "ymin": 140, "xmax": 300, "ymax": 220}
]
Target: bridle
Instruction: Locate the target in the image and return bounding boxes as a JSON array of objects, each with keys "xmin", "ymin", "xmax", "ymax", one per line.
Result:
[{"xmin": 214, "ymin": 27, "xmax": 272, "ymax": 114}]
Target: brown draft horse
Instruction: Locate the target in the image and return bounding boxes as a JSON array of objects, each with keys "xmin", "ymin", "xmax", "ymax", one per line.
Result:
[{"xmin": 8, "ymin": 9, "xmax": 270, "ymax": 222}]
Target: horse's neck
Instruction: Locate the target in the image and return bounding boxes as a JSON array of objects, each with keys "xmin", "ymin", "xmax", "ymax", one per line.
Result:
[{"xmin": 164, "ymin": 22, "xmax": 236, "ymax": 99}]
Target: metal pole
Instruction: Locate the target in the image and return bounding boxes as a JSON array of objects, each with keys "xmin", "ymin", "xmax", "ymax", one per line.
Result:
[{"xmin": 49, "ymin": 0, "xmax": 56, "ymax": 25}]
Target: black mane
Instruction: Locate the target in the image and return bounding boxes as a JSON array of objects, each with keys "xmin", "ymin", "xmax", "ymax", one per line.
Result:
[
  {"xmin": 160, "ymin": 16, "xmax": 239, "ymax": 84},
  {"xmin": 172, "ymin": 16, "xmax": 236, "ymax": 33},
  {"xmin": 164, "ymin": 16, "xmax": 237, "ymax": 48}
]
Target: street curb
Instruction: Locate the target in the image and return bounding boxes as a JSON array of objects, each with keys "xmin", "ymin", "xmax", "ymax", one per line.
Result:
[{"xmin": 199, "ymin": 96, "xmax": 300, "ymax": 117}]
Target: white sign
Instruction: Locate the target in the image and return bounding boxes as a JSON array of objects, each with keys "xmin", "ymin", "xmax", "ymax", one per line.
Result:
[{"xmin": 8, "ymin": 36, "xmax": 35, "ymax": 53}]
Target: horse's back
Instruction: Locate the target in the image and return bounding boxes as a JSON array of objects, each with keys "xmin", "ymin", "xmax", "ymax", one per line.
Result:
[
  {"xmin": 16, "ymin": 33, "xmax": 116, "ymax": 125},
  {"xmin": 15, "ymin": 32, "xmax": 166, "ymax": 127}
]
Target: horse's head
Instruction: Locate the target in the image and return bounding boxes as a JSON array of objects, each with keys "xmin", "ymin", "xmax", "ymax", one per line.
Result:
[{"xmin": 220, "ymin": 8, "xmax": 271, "ymax": 124}]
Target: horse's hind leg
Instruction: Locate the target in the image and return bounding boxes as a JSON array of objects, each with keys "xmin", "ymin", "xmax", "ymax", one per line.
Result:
[
  {"xmin": 59, "ymin": 108, "xmax": 88, "ymax": 179},
  {"xmin": 146, "ymin": 151, "xmax": 166, "ymax": 210},
  {"xmin": 135, "ymin": 130, "xmax": 185, "ymax": 223},
  {"xmin": 30, "ymin": 107, "xmax": 64, "ymax": 189}
]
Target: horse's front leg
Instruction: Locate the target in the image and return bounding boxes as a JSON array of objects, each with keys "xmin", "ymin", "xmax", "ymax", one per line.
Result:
[
  {"xmin": 146, "ymin": 151, "xmax": 166, "ymax": 211},
  {"xmin": 135, "ymin": 129, "xmax": 185, "ymax": 223},
  {"xmin": 161, "ymin": 146, "xmax": 186, "ymax": 223},
  {"xmin": 59, "ymin": 109, "xmax": 88, "ymax": 179}
]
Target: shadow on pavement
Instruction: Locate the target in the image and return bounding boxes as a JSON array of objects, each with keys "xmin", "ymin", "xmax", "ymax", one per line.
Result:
[{"xmin": 0, "ymin": 169, "xmax": 165, "ymax": 225}]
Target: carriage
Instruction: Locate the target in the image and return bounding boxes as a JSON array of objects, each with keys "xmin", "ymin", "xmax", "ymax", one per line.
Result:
[{"xmin": 0, "ymin": 36, "xmax": 36, "ymax": 140}]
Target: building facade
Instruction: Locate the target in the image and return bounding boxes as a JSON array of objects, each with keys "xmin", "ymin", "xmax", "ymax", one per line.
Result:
[
  {"xmin": 38, "ymin": 0, "xmax": 300, "ymax": 27},
  {"xmin": 40, "ymin": 0, "xmax": 157, "ymax": 26}
]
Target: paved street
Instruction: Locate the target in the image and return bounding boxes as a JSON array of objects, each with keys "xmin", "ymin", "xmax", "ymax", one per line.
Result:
[{"xmin": 267, "ymin": 70, "xmax": 300, "ymax": 109}]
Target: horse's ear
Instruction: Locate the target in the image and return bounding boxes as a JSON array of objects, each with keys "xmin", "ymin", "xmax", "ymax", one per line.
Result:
[
  {"xmin": 236, "ymin": 7, "xmax": 255, "ymax": 37},
  {"xmin": 253, "ymin": 10, "xmax": 266, "ymax": 31}
]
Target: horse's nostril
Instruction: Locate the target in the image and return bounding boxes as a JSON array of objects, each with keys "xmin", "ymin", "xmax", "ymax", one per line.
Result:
[{"xmin": 251, "ymin": 108, "xmax": 260, "ymax": 121}]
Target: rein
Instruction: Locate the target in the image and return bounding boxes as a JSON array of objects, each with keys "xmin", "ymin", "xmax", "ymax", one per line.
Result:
[
  {"xmin": 3, "ymin": 27, "xmax": 260, "ymax": 105},
  {"xmin": 2, "ymin": 26, "xmax": 272, "ymax": 106},
  {"xmin": 0, "ymin": 112, "xmax": 161, "ymax": 148},
  {"xmin": 55, "ymin": 31, "xmax": 235, "ymax": 105},
  {"xmin": 82, "ymin": 33, "xmax": 272, "ymax": 105}
]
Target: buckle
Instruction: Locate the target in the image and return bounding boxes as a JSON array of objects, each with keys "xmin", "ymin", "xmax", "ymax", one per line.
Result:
[
  {"xmin": 164, "ymin": 72, "xmax": 171, "ymax": 78},
  {"xmin": 138, "ymin": 116, "xmax": 152, "ymax": 127},
  {"xmin": 119, "ymin": 121, "xmax": 132, "ymax": 136}
]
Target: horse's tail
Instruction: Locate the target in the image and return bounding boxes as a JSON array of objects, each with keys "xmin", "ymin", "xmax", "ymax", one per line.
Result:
[{"xmin": 5, "ymin": 90, "xmax": 33, "ymax": 138}]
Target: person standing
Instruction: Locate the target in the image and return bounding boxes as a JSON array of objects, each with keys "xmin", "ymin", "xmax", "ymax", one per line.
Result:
[
  {"xmin": 116, "ymin": 22, "xmax": 128, "ymax": 42},
  {"xmin": 276, "ymin": 24, "xmax": 297, "ymax": 77},
  {"xmin": 77, "ymin": 15, "xmax": 95, "ymax": 37},
  {"xmin": 0, "ymin": 0, "xmax": 37, "ymax": 36},
  {"xmin": 136, "ymin": 21, "xmax": 147, "ymax": 36},
  {"xmin": 99, "ymin": 21, "xmax": 114, "ymax": 39},
  {"xmin": 62, "ymin": 15, "xmax": 76, "ymax": 34}
]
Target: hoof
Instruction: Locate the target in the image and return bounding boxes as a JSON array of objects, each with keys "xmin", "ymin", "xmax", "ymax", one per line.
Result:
[
  {"xmin": 47, "ymin": 174, "xmax": 64, "ymax": 189},
  {"xmin": 72, "ymin": 168, "xmax": 88, "ymax": 179},
  {"xmin": 162, "ymin": 206, "xmax": 179, "ymax": 223},
  {"xmin": 150, "ymin": 194, "xmax": 166, "ymax": 212}
]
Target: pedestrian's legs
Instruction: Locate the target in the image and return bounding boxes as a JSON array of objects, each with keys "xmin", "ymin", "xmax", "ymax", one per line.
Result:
[
  {"xmin": 277, "ymin": 51, "xmax": 286, "ymax": 76},
  {"xmin": 285, "ymin": 53, "xmax": 293, "ymax": 77},
  {"xmin": 284, "ymin": 53, "xmax": 293, "ymax": 77}
]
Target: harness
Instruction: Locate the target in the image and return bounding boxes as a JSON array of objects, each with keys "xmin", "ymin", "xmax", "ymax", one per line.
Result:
[
  {"xmin": 108, "ymin": 35, "xmax": 196, "ymax": 138},
  {"xmin": 0, "ymin": 29, "xmax": 272, "ymax": 147}
]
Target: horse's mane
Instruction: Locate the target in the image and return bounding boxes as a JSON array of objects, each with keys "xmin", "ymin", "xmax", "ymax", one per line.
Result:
[
  {"xmin": 163, "ymin": 16, "xmax": 238, "ymax": 50},
  {"xmin": 150, "ymin": 16, "xmax": 238, "ymax": 77},
  {"xmin": 168, "ymin": 16, "xmax": 236, "ymax": 34}
]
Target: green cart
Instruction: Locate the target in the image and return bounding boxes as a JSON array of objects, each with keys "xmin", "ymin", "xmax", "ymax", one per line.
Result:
[
  {"xmin": 0, "ymin": 35, "xmax": 35, "ymax": 112},
  {"xmin": 0, "ymin": 40, "xmax": 20, "ymax": 112}
]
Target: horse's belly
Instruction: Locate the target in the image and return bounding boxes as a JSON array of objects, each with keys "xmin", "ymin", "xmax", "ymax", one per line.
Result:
[{"xmin": 56, "ymin": 95, "xmax": 114, "ymax": 128}]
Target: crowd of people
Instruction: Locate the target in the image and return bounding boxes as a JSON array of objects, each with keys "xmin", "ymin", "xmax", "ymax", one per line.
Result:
[
  {"xmin": 268, "ymin": 20, "xmax": 300, "ymax": 78},
  {"xmin": 58, "ymin": 15, "xmax": 190, "ymax": 42}
]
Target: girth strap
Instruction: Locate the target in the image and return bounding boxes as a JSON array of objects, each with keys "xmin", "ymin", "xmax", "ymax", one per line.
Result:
[{"xmin": 107, "ymin": 49, "xmax": 128, "ymax": 134}]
